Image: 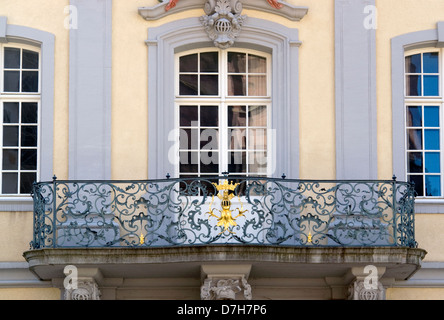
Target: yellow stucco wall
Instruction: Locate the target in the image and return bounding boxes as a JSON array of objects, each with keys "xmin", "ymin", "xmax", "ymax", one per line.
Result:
[{"xmin": 0, "ymin": 288, "xmax": 60, "ymax": 300}]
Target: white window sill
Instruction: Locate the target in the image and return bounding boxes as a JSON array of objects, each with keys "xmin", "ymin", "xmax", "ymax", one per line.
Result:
[
  {"xmin": 415, "ymin": 198, "xmax": 444, "ymax": 213},
  {"xmin": 0, "ymin": 196, "xmax": 33, "ymax": 212}
]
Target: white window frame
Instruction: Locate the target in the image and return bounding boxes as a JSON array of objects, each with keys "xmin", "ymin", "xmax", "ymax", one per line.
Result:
[
  {"xmin": 0, "ymin": 43, "xmax": 41, "ymax": 196},
  {"xmin": 174, "ymin": 48, "xmax": 273, "ymax": 178},
  {"xmin": 404, "ymin": 47, "xmax": 444, "ymax": 198}
]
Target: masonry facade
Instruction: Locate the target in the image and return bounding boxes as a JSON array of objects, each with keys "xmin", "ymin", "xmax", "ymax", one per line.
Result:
[{"xmin": 0, "ymin": 0, "xmax": 443, "ymax": 300}]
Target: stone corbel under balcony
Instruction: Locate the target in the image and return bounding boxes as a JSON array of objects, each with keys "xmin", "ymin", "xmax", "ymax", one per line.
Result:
[{"xmin": 138, "ymin": 0, "xmax": 309, "ymax": 21}]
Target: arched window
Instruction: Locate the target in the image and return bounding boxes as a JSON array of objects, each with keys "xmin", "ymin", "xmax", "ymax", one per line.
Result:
[
  {"xmin": 175, "ymin": 48, "xmax": 271, "ymax": 179},
  {"xmin": 0, "ymin": 43, "xmax": 40, "ymax": 195},
  {"xmin": 405, "ymin": 49, "xmax": 443, "ymax": 197},
  {"xmin": 146, "ymin": 17, "xmax": 301, "ymax": 180}
]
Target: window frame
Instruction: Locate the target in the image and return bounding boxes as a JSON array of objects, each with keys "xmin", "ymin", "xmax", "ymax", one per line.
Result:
[
  {"xmin": 0, "ymin": 43, "xmax": 41, "ymax": 197},
  {"xmin": 0, "ymin": 18, "xmax": 54, "ymax": 211},
  {"xmin": 404, "ymin": 48, "xmax": 444, "ymax": 198},
  {"xmin": 174, "ymin": 48, "xmax": 273, "ymax": 178}
]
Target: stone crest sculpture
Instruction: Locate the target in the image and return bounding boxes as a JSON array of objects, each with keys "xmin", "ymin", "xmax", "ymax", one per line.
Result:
[{"xmin": 200, "ymin": 0, "xmax": 246, "ymax": 49}]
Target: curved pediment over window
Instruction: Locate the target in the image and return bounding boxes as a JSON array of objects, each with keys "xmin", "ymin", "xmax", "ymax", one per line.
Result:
[{"xmin": 138, "ymin": 0, "xmax": 308, "ymax": 22}]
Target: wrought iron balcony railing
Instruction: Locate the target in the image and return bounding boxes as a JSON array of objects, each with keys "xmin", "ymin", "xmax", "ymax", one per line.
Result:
[{"xmin": 29, "ymin": 176, "xmax": 417, "ymax": 249}]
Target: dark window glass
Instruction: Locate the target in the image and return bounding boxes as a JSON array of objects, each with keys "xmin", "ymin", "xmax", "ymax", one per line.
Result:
[
  {"xmin": 180, "ymin": 54, "xmax": 198, "ymax": 72},
  {"xmin": 3, "ymin": 126, "xmax": 18, "ymax": 146},
  {"xmin": 4, "ymin": 48, "xmax": 20, "ymax": 69},
  {"xmin": 4, "ymin": 102, "xmax": 19, "ymax": 123},
  {"xmin": 2, "ymin": 173, "xmax": 17, "ymax": 194},
  {"xmin": 21, "ymin": 103, "xmax": 38, "ymax": 123},
  {"xmin": 4, "ymin": 71, "xmax": 20, "ymax": 92},
  {"xmin": 20, "ymin": 172, "xmax": 36, "ymax": 194},
  {"xmin": 21, "ymin": 149, "xmax": 37, "ymax": 170},
  {"xmin": 21, "ymin": 126, "xmax": 38, "ymax": 147},
  {"xmin": 200, "ymin": 52, "xmax": 218, "ymax": 72},
  {"xmin": 22, "ymin": 71, "xmax": 39, "ymax": 92},
  {"xmin": 2, "ymin": 149, "xmax": 18, "ymax": 170},
  {"xmin": 22, "ymin": 50, "xmax": 39, "ymax": 69}
]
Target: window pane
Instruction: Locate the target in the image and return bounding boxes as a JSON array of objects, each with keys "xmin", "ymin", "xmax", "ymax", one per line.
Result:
[
  {"xmin": 249, "ymin": 151, "xmax": 267, "ymax": 173},
  {"xmin": 425, "ymin": 152, "xmax": 440, "ymax": 173},
  {"xmin": 423, "ymin": 52, "xmax": 439, "ymax": 73},
  {"xmin": 22, "ymin": 102, "xmax": 38, "ymax": 123},
  {"xmin": 2, "ymin": 149, "xmax": 18, "ymax": 170},
  {"xmin": 21, "ymin": 126, "xmax": 38, "ymax": 147},
  {"xmin": 425, "ymin": 175, "xmax": 440, "ymax": 196},
  {"xmin": 3, "ymin": 102, "xmax": 19, "ymax": 124},
  {"xmin": 248, "ymin": 75, "xmax": 267, "ymax": 96},
  {"xmin": 179, "ymin": 151, "xmax": 198, "ymax": 173},
  {"xmin": 4, "ymin": 71, "xmax": 20, "ymax": 92},
  {"xmin": 405, "ymin": 54, "xmax": 421, "ymax": 73},
  {"xmin": 424, "ymin": 129, "xmax": 439, "ymax": 150},
  {"xmin": 200, "ymin": 106, "xmax": 218, "ymax": 127},
  {"xmin": 229, "ymin": 128, "xmax": 246, "ymax": 150},
  {"xmin": 21, "ymin": 149, "xmax": 37, "ymax": 170},
  {"xmin": 423, "ymin": 75, "xmax": 439, "ymax": 96},
  {"xmin": 3, "ymin": 126, "xmax": 18, "ymax": 146},
  {"xmin": 248, "ymin": 54, "xmax": 266, "ymax": 73},
  {"xmin": 200, "ymin": 52, "xmax": 218, "ymax": 72},
  {"xmin": 228, "ymin": 106, "xmax": 246, "ymax": 127},
  {"xmin": 2, "ymin": 173, "xmax": 17, "ymax": 194},
  {"xmin": 406, "ymin": 106, "xmax": 422, "ymax": 127},
  {"xmin": 179, "ymin": 128, "xmax": 198, "ymax": 149},
  {"xmin": 406, "ymin": 75, "xmax": 421, "ymax": 96},
  {"xmin": 248, "ymin": 128, "xmax": 267, "ymax": 150},
  {"xmin": 228, "ymin": 152, "xmax": 246, "ymax": 173},
  {"xmin": 180, "ymin": 54, "xmax": 198, "ymax": 72},
  {"xmin": 20, "ymin": 172, "xmax": 36, "ymax": 194},
  {"xmin": 22, "ymin": 71, "xmax": 39, "ymax": 92},
  {"xmin": 408, "ymin": 175, "xmax": 423, "ymax": 197},
  {"xmin": 228, "ymin": 52, "xmax": 246, "ymax": 73},
  {"xmin": 22, "ymin": 50, "xmax": 39, "ymax": 69},
  {"xmin": 200, "ymin": 151, "xmax": 218, "ymax": 173},
  {"xmin": 180, "ymin": 106, "xmax": 198, "ymax": 127},
  {"xmin": 249, "ymin": 106, "xmax": 267, "ymax": 127},
  {"xmin": 180, "ymin": 75, "xmax": 198, "ymax": 95},
  {"xmin": 228, "ymin": 75, "xmax": 246, "ymax": 96},
  {"xmin": 4, "ymin": 48, "xmax": 20, "ymax": 69},
  {"xmin": 200, "ymin": 75, "xmax": 218, "ymax": 95},
  {"xmin": 200, "ymin": 128, "xmax": 218, "ymax": 149},
  {"xmin": 424, "ymin": 106, "xmax": 439, "ymax": 127},
  {"xmin": 407, "ymin": 152, "xmax": 423, "ymax": 173},
  {"xmin": 407, "ymin": 129, "xmax": 422, "ymax": 150}
]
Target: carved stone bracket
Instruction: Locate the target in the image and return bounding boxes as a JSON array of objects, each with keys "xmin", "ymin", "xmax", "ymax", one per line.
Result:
[
  {"xmin": 64, "ymin": 278, "xmax": 101, "ymax": 300},
  {"xmin": 201, "ymin": 276, "xmax": 252, "ymax": 300},
  {"xmin": 348, "ymin": 278, "xmax": 386, "ymax": 300},
  {"xmin": 347, "ymin": 266, "xmax": 386, "ymax": 300},
  {"xmin": 200, "ymin": 264, "xmax": 252, "ymax": 300}
]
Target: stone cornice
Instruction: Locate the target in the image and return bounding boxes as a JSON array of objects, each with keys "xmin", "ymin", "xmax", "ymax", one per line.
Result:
[{"xmin": 138, "ymin": 0, "xmax": 308, "ymax": 21}]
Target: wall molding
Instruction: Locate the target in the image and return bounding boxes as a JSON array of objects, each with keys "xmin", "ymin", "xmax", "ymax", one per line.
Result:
[
  {"xmin": 68, "ymin": 0, "xmax": 112, "ymax": 180},
  {"xmin": 335, "ymin": 0, "xmax": 377, "ymax": 180},
  {"xmin": 138, "ymin": 0, "xmax": 308, "ymax": 21}
]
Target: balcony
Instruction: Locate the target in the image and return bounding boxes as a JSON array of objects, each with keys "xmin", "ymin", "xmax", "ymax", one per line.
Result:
[{"xmin": 23, "ymin": 176, "xmax": 426, "ymax": 300}]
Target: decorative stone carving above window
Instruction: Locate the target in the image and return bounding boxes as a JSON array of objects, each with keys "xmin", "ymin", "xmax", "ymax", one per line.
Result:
[
  {"xmin": 200, "ymin": 0, "xmax": 246, "ymax": 49},
  {"xmin": 138, "ymin": 0, "xmax": 308, "ymax": 22}
]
